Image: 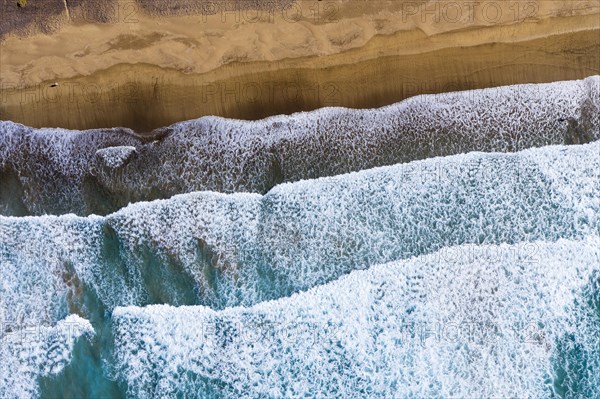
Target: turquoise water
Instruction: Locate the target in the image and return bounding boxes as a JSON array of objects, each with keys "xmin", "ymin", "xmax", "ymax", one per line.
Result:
[
  {"xmin": 0, "ymin": 76, "xmax": 600, "ymax": 399},
  {"xmin": 107, "ymin": 238, "xmax": 600, "ymax": 398},
  {"xmin": 552, "ymin": 271, "xmax": 600, "ymax": 398},
  {"xmin": 1, "ymin": 138, "xmax": 599, "ymax": 396}
]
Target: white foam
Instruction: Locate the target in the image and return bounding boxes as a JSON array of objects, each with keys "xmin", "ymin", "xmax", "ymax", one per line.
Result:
[
  {"xmin": 0, "ymin": 215, "xmax": 102, "ymax": 325},
  {"xmin": 105, "ymin": 140, "xmax": 600, "ymax": 308},
  {"xmin": 1, "ymin": 142, "xmax": 599, "ymax": 318},
  {"xmin": 1, "ymin": 76, "xmax": 598, "ymax": 215},
  {"xmin": 112, "ymin": 236, "xmax": 600, "ymax": 398},
  {"xmin": 0, "ymin": 214, "xmax": 143, "ymax": 327},
  {"xmin": 0, "ymin": 315, "xmax": 94, "ymax": 399},
  {"xmin": 95, "ymin": 146, "xmax": 137, "ymax": 169}
]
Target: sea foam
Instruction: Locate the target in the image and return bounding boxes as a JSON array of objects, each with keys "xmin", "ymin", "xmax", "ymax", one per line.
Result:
[
  {"xmin": 1, "ymin": 76, "xmax": 598, "ymax": 215},
  {"xmin": 1, "ymin": 141, "xmax": 598, "ymax": 321},
  {"xmin": 112, "ymin": 236, "xmax": 600, "ymax": 398},
  {"xmin": 0, "ymin": 315, "xmax": 94, "ymax": 399}
]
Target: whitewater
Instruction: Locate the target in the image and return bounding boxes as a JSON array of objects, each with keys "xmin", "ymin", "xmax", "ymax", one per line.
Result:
[
  {"xmin": 0, "ymin": 77, "xmax": 599, "ymax": 398},
  {"xmin": 1, "ymin": 76, "xmax": 598, "ymax": 216},
  {"xmin": 113, "ymin": 236, "xmax": 600, "ymax": 398}
]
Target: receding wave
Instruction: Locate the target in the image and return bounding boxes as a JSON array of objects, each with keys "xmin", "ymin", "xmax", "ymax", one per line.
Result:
[
  {"xmin": 111, "ymin": 237, "xmax": 600, "ymax": 398},
  {"xmin": 1, "ymin": 76, "xmax": 598, "ymax": 216}
]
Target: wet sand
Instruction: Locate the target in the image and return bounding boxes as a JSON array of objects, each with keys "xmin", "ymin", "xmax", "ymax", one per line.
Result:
[{"xmin": 0, "ymin": 1, "xmax": 598, "ymax": 131}]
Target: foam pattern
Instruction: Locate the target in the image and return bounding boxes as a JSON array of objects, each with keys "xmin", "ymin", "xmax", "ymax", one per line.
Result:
[
  {"xmin": 95, "ymin": 146, "xmax": 137, "ymax": 169},
  {"xmin": 0, "ymin": 315, "xmax": 94, "ymax": 399},
  {"xmin": 1, "ymin": 76, "xmax": 598, "ymax": 216},
  {"xmin": 0, "ymin": 215, "xmax": 145, "ymax": 326},
  {"xmin": 111, "ymin": 237, "xmax": 600, "ymax": 398},
  {"xmin": 0, "ymin": 141, "xmax": 598, "ymax": 321},
  {"xmin": 0, "ymin": 124, "xmax": 141, "ymax": 215},
  {"xmin": 104, "ymin": 141, "xmax": 600, "ymax": 308}
]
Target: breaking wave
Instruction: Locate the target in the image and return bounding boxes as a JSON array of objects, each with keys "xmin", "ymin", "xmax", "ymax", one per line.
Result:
[
  {"xmin": 111, "ymin": 237, "xmax": 600, "ymax": 398},
  {"xmin": 0, "ymin": 315, "xmax": 94, "ymax": 399},
  {"xmin": 0, "ymin": 78, "xmax": 599, "ymax": 398},
  {"xmin": 1, "ymin": 142, "xmax": 598, "ymax": 326}
]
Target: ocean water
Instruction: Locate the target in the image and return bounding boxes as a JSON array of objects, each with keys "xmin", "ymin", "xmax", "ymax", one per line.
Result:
[
  {"xmin": 111, "ymin": 237, "xmax": 600, "ymax": 398},
  {"xmin": 2, "ymin": 142, "xmax": 599, "ymax": 322},
  {"xmin": 1, "ymin": 77, "xmax": 599, "ymax": 397},
  {"xmin": 0, "ymin": 315, "xmax": 94, "ymax": 398},
  {"xmin": 1, "ymin": 76, "xmax": 598, "ymax": 216},
  {"xmin": 0, "ymin": 138, "xmax": 598, "ymax": 398}
]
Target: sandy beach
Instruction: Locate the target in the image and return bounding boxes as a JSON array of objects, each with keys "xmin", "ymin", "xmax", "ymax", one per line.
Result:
[{"xmin": 0, "ymin": 0, "xmax": 599, "ymax": 131}]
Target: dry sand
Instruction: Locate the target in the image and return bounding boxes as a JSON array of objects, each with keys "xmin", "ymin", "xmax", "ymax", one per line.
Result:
[{"xmin": 0, "ymin": 0, "xmax": 599, "ymax": 131}]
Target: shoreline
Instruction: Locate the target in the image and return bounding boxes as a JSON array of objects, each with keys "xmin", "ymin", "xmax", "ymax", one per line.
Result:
[
  {"xmin": 1, "ymin": 76, "xmax": 598, "ymax": 216},
  {"xmin": 1, "ymin": 24, "xmax": 598, "ymax": 132},
  {"xmin": 0, "ymin": 1, "xmax": 598, "ymax": 131}
]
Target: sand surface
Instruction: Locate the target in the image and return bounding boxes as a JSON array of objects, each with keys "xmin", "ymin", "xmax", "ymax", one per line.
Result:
[{"xmin": 0, "ymin": 0, "xmax": 599, "ymax": 131}]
